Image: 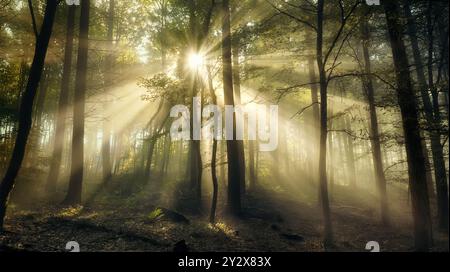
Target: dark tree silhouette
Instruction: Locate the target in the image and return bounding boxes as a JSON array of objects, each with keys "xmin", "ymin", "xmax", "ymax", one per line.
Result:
[
  {"xmin": 0, "ymin": 0, "xmax": 59, "ymax": 230},
  {"xmin": 316, "ymin": 0, "xmax": 333, "ymax": 246},
  {"xmin": 63, "ymin": 0, "xmax": 91, "ymax": 205},
  {"xmin": 403, "ymin": 0, "xmax": 448, "ymax": 232},
  {"xmin": 360, "ymin": 16, "xmax": 389, "ymax": 225},
  {"xmin": 222, "ymin": 0, "xmax": 242, "ymax": 215},
  {"xmin": 382, "ymin": 0, "xmax": 432, "ymax": 251}
]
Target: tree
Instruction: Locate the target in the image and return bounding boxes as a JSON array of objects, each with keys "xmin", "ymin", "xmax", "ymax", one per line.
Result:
[
  {"xmin": 382, "ymin": 0, "xmax": 432, "ymax": 251},
  {"xmin": 307, "ymin": 42, "xmax": 320, "ymax": 184},
  {"xmin": 183, "ymin": 0, "xmax": 215, "ymax": 210},
  {"xmin": 315, "ymin": 0, "xmax": 332, "ymax": 246},
  {"xmin": 360, "ymin": 13, "xmax": 389, "ymax": 225},
  {"xmin": 46, "ymin": 5, "xmax": 76, "ymax": 194},
  {"xmin": 403, "ymin": 0, "xmax": 448, "ymax": 232},
  {"xmin": 0, "ymin": 0, "xmax": 59, "ymax": 230},
  {"xmin": 266, "ymin": 0, "xmax": 360, "ymax": 245},
  {"xmin": 102, "ymin": 0, "xmax": 115, "ymax": 185},
  {"xmin": 222, "ymin": 0, "xmax": 242, "ymax": 215},
  {"xmin": 231, "ymin": 37, "xmax": 246, "ymax": 195},
  {"xmin": 63, "ymin": 0, "xmax": 91, "ymax": 205},
  {"xmin": 207, "ymin": 67, "xmax": 219, "ymax": 223},
  {"xmin": 343, "ymin": 114, "xmax": 356, "ymax": 187}
]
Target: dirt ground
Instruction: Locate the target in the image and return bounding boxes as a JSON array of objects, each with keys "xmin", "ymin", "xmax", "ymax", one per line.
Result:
[{"xmin": 0, "ymin": 183, "xmax": 448, "ymax": 252}]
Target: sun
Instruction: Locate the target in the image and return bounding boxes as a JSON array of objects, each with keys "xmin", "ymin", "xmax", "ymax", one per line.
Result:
[{"xmin": 187, "ymin": 52, "xmax": 205, "ymax": 71}]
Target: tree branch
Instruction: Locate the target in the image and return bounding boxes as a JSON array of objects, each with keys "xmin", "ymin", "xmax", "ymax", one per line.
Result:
[
  {"xmin": 265, "ymin": 0, "xmax": 317, "ymax": 31},
  {"xmin": 290, "ymin": 102, "xmax": 320, "ymax": 119},
  {"xmin": 27, "ymin": 0, "xmax": 38, "ymax": 40}
]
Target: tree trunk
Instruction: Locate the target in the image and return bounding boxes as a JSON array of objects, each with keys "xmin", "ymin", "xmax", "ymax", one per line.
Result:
[
  {"xmin": 307, "ymin": 37, "xmax": 320, "ymax": 186},
  {"xmin": 222, "ymin": 0, "xmax": 241, "ymax": 215},
  {"xmin": 426, "ymin": 0, "xmax": 449, "ymax": 232},
  {"xmin": 327, "ymin": 121, "xmax": 334, "ymax": 193},
  {"xmin": 144, "ymin": 117, "xmax": 169, "ymax": 182},
  {"xmin": 232, "ymin": 40, "xmax": 246, "ymax": 195},
  {"xmin": 189, "ymin": 86, "xmax": 202, "ymax": 210},
  {"xmin": 0, "ymin": 0, "xmax": 59, "ymax": 230},
  {"xmin": 435, "ymin": 1, "xmax": 449, "ymax": 84},
  {"xmin": 63, "ymin": 0, "xmax": 91, "ymax": 206},
  {"xmin": 28, "ymin": 67, "xmax": 49, "ymax": 164},
  {"xmin": 344, "ymin": 115, "xmax": 356, "ymax": 188},
  {"xmin": 209, "ymin": 137, "xmax": 218, "ymax": 223},
  {"xmin": 316, "ymin": 0, "xmax": 332, "ymax": 246},
  {"xmin": 34, "ymin": 68, "xmax": 49, "ymax": 129},
  {"xmin": 382, "ymin": 0, "xmax": 432, "ymax": 251},
  {"xmin": 144, "ymin": 139, "xmax": 156, "ymax": 180},
  {"xmin": 404, "ymin": 0, "xmax": 449, "ymax": 231},
  {"xmin": 207, "ymin": 68, "xmax": 219, "ymax": 223},
  {"xmin": 420, "ymin": 139, "xmax": 435, "ymax": 201},
  {"xmin": 160, "ymin": 129, "xmax": 170, "ymax": 176},
  {"xmin": 16, "ymin": 61, "xmax": 30, "ymax": 112},
  {"xmin": 102, "ymin": 0, "xmax": 114, "ymax": 185},
  {"xmin": 361, "ymin": 18, "xmax": 389, "ymax": 225},
  {"xmin": 219, "ymin": 141, "xmax": 226, "ymax": 185},
  {"xmin": 248, "ymin": 139, "xmax": 256, "ymax": 190},
  {"xmin": 46, "ymin": 5, "xmax": 76, "ymax": 193}
]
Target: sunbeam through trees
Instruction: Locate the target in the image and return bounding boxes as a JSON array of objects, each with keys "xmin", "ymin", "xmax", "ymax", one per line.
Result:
[{"xmin": 0, "ymin": 0, "xmax": 448, "ymax": 254}]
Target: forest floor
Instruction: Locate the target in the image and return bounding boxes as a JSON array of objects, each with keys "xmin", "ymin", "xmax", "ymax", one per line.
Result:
[{"xmin": 0, "ymin": 178, "xmax": 448, "ymax": 252}]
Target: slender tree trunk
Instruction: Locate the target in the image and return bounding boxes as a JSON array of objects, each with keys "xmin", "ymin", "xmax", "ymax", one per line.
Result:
[
  {"xmin": 46, "ymin": 5, "xmax": 76, "ymax": 193},
  {"xmin": 34, "ymin": 68, "xmax": 49, "ymax": 129},
  {"xmin": 336, "ymin": 118, "xmax": 346, "ymax": 184},
  {"xmin": 327, "ymin": 121, "xmax": 334, "ymax": 194},
  {"xmin": 207, "ymin": 68, "xmax": 219, "ymax": 223},
  {"xmin": 308, "ymin": 53, "xmax": 319, "ymax": 185},
  {"xmin": 282, "ymin": 125, "xmax": 290, "ymax": 173},
  {"xmin": 186, "ymin": 0, "xmax": 206, "ymax": 211},
  {"xmin": 426, "ymin": 0, "xmax": 449, "ymax": 232},
  {"xmin": 0, "ymin": 0, "xmax": 59, "ymax": 230},
  {"xmin": 16, "ymin": 61, "xmax": 29, "ymax": 112},
  {"xmin": 316, "ymin": 0, "xmax": 333, "ymax": 246},
  {"xmin": 343, "ymin": 115, "xmax": 356, "ymax": 188},
  {"xmin": 141, "ymin": 100, "xmax": 163, "ymax": 173},
  {"xmin": 164, "ymin": 137, "xmax": 171, "ymax": 175},
  {"xmin": 219, "ymin": 141, "xmax": 226, "ymax": 185},
  {"xmin": 420, "ymin": 138, "xmax": 435, "ymax": 201},
  {"xmin": 273, "ymin": 139, "xmax": 281, "ymax": 183},
  {"xmin": 63, "ymin": 0, "xmax": 91, "ymax": 206},
  {"xmin": 28, "ymin": 67, "xmax": 49, "ymax": 164},
  {"xmin": 222, "ymin": 0, "xmax": 241, "ymax": 215},
  {"xmin": 144, "ymin": 139, "xmax": 156, "ymax": 180},
  {"xmin": 102, "ymin": 0, "xmax": 114, "ymax": 185},
  {"xmin": 189, "ymin": 84, "xmax": 202, "ymax": 209},
  {"xmin": 361, "ymin": 18, "xmax": 389, "ymax": 225},
  {"xmin": 248, "ymin": 139, "xmax": 256, "ymax": 190},
  {"xmin": 382, "ymin": 0, "xmax": 432, "ymax": 251},
  {"xmin": 144, "ymin": 122, "xmax": 168, "ymax": 182},
  {"xmin": 435, "ymin": 9, "xmax": 449, "ymax": 120},
  {"xmin": 255, "ymin": 143, "xmax": 259, "ymax": 185},
  {"xmin": 435, "ymin": 1, "xmax": 449, "ymax": 84},
  {"xmin": 210, "ymin": 137, "xmax": 218, "ymax": 223},
  {"xmin": 232, "ymin": 41, "xmax": 246, "ymax": 195},
  {"xmin": 160, "ymin": 129, "xmax": 170, "ymax": 176}
]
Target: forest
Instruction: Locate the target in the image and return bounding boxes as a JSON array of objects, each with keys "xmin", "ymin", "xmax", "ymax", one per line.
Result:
[{"xmin": 0, "ymin": 0, "xmax": 448, "ymax": 252}]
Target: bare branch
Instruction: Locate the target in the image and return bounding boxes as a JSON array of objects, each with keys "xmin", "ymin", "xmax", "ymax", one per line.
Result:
[
  {"xmin": 27, "ymin": 0, "xmax": 38, "ymax": 40},
  {"xmin": 265, "ymin": 0, "xmax": 317, "ymax": 31},
  {"xmin": 290, "ymin": 102, "xmax": 320, "ymax": 119},
  {"xmin": 323, "ymin": 0, "xmax": 360, "ymax": 66}
]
